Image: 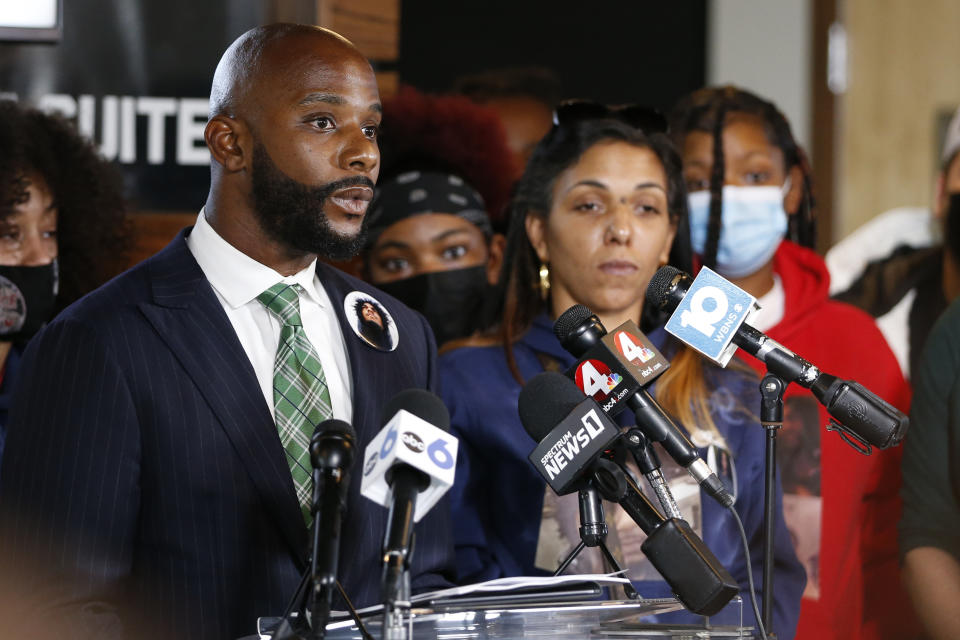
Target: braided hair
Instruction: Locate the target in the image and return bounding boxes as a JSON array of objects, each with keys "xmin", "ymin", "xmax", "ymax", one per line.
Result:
[{"xmin": 669, "ymin": 86, "xmax": 817, "ymax": 268}]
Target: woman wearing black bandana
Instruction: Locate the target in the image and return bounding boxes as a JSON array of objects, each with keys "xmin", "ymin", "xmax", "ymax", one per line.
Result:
[
  {"xmin": 360, "ymin": 87, "xmax": 516, "ymax": 348},
  {"xmin": 0, "ymin": 101, "xmax": 131, "ymax": 470},
  {"xmin": 364, "ymin": 170, "xmax": 503, "ymax": 347}
]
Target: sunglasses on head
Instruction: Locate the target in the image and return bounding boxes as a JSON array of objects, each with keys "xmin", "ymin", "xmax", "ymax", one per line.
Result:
[{"xmin": 552, "ymin": 100, "xmax": 669, "ymax": 134}]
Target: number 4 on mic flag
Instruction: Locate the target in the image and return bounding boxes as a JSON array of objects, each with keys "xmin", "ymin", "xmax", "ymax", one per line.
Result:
[{"xmin": 606, "ymin": 322, "xmax": 671, "ymax": 383}]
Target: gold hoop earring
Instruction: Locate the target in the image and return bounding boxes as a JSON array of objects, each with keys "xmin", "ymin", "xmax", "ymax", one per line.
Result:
[{"xmin": 538, "ymin": 262, "xmax": 551, "ymax": 300}]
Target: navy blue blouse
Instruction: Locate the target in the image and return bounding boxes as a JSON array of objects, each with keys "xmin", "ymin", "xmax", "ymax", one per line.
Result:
[{"xmin": 439, "ymin": 314, "xmax": 805, "ymax": 637}]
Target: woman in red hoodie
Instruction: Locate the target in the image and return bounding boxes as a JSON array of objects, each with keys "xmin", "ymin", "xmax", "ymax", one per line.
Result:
[{"xmin": 669, "ymin": 86, "xmax": 915, "ymax": 640}]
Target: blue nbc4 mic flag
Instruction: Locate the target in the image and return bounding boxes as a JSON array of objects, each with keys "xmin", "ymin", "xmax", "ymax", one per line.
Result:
[{"xmin": 663, "ymin": 267, "xmax": 760, "ymax": 367}]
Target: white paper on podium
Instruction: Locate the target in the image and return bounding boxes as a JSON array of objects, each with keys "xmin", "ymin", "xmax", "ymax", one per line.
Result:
[
  {"xmin": 411, "ymin": 572, "xmax": 631, "ymax": 602},
  {"xmin": 337, "ymin": 572, "xmax": 632, "ymax": 617}
]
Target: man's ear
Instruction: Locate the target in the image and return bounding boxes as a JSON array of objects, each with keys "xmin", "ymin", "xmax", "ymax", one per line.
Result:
[
  {"xmin": 783, "ymin": 165, "xmax": 805, "ymax": 216},
  {"xmin": 485, "ymin": 233, "xmax": 506, "ymax": 285},
  {"xmin": 205, "ymin": 115, "xmax": 248, "ymax": 173}
]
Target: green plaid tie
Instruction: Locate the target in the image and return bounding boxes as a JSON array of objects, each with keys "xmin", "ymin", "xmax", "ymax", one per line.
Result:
[{"xmin": 257, "ymin": 282, "xmax": 333, "ymax": 528}]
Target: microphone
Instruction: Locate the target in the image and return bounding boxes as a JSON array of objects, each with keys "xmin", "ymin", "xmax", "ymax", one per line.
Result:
[
  {"xmin": 646, "ymin": 265, "xmax": 909, "ymax": 450},
  {"xmin": 553, "ymin": 305, "xmax": 735, "ymax": 507},
  {"xmin": 520, "ymin": 370, "xmax": 622, "ymax": 496},
  {"xmin": 308, "ymin": 418, "xmax": 357, "ymax": 635},
  {"xmin": 360, "ymin": 389, "xmax": 457, "ymax": 636},
  {"xmin": 519, "ymin": 372, "xmax": 739, "ymax": 616}
]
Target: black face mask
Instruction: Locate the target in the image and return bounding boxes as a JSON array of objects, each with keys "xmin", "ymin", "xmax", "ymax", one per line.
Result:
[
  {"xmin": 0, "ymin": 261, "xmax": 58, "ymax": 347},
  {"xmin": 376, "ymin": 266, "xmax": 490, "ymax": 346},
  {"xmin": 946, "ymin": 192, "xmax": 960, "ymax": 260}
]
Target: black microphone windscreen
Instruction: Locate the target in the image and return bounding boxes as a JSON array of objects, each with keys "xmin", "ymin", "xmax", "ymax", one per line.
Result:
[
  {"xmin": 518, "ymin": 371, "xmax": 585, "ymax": 442},
  {"xmin": 312, "ymin": 418, "xmax": 356, "ymax": 443},
  {"xmin": 553, "ymin": 304, "xmax": 595, "ymax": 343},
  {"xmin": 384, "ymin": 388, "xmax": 451, "ymax": 432},
  {"xmin": 646, "ymin": 265, "xmax": 684, "ymax": 309}
]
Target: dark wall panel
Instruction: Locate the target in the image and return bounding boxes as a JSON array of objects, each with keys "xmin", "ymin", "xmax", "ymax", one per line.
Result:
[
  {"xmin": 0, "ymin": 0, "xmax": 268, "ymax": 210},
  {"xmin": 398, "ymin": 1, "xmax": 707, "ymax": 110}
]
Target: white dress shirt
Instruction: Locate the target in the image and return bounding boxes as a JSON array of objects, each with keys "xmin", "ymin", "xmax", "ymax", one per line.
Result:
[{"xmin": 186, "ymin": 209, "xmax": 353, "ymax": 423}]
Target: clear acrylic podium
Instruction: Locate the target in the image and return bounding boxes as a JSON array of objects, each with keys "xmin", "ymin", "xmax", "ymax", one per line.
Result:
[{"xmin": 320, "ymin": 595, "xmax": 749, "ymax": 639}]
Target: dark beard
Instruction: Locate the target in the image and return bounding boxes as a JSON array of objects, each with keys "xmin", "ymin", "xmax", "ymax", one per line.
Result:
[{"xmin": 250, "ymin": 142, "xmax": 374, "ymax": 260}]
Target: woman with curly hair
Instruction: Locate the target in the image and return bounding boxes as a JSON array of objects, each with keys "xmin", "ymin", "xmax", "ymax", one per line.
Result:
[{"xmin": 0, "ymin": 100, "xmax": 132, "ymax": 463}]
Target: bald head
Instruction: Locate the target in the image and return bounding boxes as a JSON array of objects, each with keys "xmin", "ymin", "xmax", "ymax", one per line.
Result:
[
  {"xmin": 209, "ymin": 23, "xmax": 367, "ymax": 119},
  {"xmin": 202, "ymin": 23, "xmax": 382, "ymax": 271}
]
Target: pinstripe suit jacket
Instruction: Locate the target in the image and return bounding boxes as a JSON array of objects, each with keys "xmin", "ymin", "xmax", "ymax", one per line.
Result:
[{"xmin": 0, "ymin": 229, "xmax": 454, "ymax": 639}]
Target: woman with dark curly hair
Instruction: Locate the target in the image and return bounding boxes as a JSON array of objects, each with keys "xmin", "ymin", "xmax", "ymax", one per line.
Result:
[{"xmin": 0, "ymin": 100, "xmax": 132, "ymax": 463}]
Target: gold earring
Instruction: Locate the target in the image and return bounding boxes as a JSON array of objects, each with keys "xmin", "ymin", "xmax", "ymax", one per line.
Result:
[{"xmin": 538, "ymin": 262, "xmax": 551, "ymax": 300}]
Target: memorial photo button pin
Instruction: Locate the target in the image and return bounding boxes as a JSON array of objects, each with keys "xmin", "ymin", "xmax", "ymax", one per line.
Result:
[{"xmin": 344, "ymin": 291, "xmax": 399, "ymax": 352}]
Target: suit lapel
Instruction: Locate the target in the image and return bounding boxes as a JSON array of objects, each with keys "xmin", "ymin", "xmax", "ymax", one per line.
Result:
[
  {"xmin": 316, "ymin": 263, "xmax": 373, "ymax": 440},
  {"xmin": 317, "ymin": 261, "xmax": 404, "ymax": 450},
  {"xmin": 139, "ymin": 230, "xmax": 309, "ymax": 562}
]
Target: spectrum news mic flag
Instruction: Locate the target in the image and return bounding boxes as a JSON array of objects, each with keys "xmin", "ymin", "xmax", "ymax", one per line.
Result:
[
  {"xmin": 552, "ymin": 305, "xmax": 734, "ymax": 507},
  {"xmin": 519, "ymin": 371, "xmax": 739, "ymax": 616},
  {"xmin": 646, "ymin": 265, "xmax": 908, "ymax": 450}
]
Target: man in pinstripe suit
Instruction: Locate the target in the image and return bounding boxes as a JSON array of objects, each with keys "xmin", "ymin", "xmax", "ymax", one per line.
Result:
[{"xmin": 0, "ymin": 24, "xmax": 453, "ymax": 639}]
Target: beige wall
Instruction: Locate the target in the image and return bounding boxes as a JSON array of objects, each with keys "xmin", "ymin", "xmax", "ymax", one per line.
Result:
[
  {"xmin": 837, "ymin": 0, "xmax": 960, "ymax": 241},
  {"xmin": 707, "ymin": 0, "xmax": 812, "ymax": 151},
  {"xmin": 316, "ymin": 0, "xmax": 399, "ymax": 95}
]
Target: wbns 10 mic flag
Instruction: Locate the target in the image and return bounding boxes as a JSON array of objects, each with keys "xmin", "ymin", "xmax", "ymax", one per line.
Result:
[{"xmin": 647, "ymin": 265, "xmax": 909, "ymax": 450}]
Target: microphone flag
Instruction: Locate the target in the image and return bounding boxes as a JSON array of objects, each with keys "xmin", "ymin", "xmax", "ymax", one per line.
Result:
[
  {"xmin": 361, "ymin": 409, "xmax": 458, "ymax": 522},
  {"xmin": 663, "ymin": 266, "xmax": 759, "ymax": 366}
]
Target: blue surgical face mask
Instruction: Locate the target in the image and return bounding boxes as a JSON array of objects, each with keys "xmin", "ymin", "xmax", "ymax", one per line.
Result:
[{"xmin": 687, "ymin": 181, "xmax": 790, "ymax": 278}]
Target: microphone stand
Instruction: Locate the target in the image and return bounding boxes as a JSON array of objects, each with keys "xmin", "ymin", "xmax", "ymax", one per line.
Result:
[
  {"xmin": 310, "ymin": 464, "xmax": 340, "ymax": 640},
  {"xmin": 381, "ymin": 477, "xmax": 418, "ymax": 640},
  {"xmin": 622, "ymin": 428, "xmax": 682, "ymax": 519},
  {"xmin": 273, "ymin": 466, "xmax": 334, "ymax": 640},
  {"xmin": 552, "ymin": 482, "xmax": 640, "ymax": 600},
  {"xmin": 753, "ymin": 360, "xmax": 882, "ymax": 639},
  {"xmin": 758, "ymin": 373, "xmax": 785, "ymax": 640}
]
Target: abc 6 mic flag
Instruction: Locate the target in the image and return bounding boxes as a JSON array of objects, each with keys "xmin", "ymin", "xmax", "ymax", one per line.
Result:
[{"xmin": 361, "ymin": 409, "xmax": 458, "ymax": 522}]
